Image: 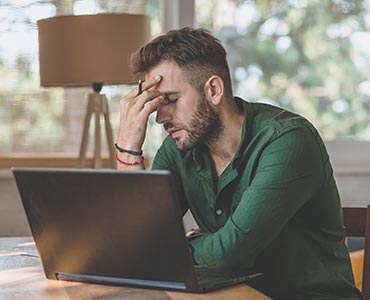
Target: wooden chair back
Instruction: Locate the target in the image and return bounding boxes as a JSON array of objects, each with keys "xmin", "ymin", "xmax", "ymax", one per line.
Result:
[{"xmin": 343, "ymin": 206, "xmax": 370, "ymax": 299}]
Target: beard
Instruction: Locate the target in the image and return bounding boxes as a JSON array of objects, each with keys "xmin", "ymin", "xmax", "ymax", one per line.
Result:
[{"xmin": 164, "ymin": 96, "xmax": 223, "ymax": 151}]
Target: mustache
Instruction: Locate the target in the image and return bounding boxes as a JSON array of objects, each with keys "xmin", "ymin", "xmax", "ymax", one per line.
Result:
[
  {"xmin": 164, "ymin": 123, "xmax": 173, "ymax": 131},
  {"xmin": 164, "ymin": 123, "xmax": 184, "ymax": 131},
  {"xmin": 164, "ymin": 122, "xmax": 190, "ymax": 133}
]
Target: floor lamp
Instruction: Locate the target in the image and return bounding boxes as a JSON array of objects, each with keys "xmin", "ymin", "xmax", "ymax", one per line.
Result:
[{"xmin": 37, "ymin": 13, "xmax": 151, "ymax": 168}]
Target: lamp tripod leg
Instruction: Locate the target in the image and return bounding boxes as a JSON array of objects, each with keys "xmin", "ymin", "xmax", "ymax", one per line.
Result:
[
  {"xmin": 78, "ymin": 93, "xmax": 115, "ymax": 169},
  {"xmin": 93, "ymin": 95, "xmax": 102, "ymax": 168},
  {"xmin": 78, "ymin": 95, "xmax": 94, "ymax": 168},
  {"xmin": 102, "ymin": 95, "xmax": 116, "ymax": 168}
]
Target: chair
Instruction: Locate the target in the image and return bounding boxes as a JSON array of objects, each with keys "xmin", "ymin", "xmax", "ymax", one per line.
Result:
[{"xmin": 343, "ymin": 206, "xmax": 370, "ymax": 299}]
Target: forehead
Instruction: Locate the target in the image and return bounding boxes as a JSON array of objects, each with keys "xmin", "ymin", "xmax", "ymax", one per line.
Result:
[{"xmin": 145, "ymin": 60, "xmax": 190, "ymax": 92}]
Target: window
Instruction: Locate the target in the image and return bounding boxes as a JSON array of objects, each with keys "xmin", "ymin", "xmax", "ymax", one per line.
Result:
[
  {"xmin": 3, "ymin": 0, "xmax": 370, "ymax": 168},
  {"xmin": 195, "ymin": 0, "xmax": 370, "ymax": 141},
  {"xmin": 0, "ymin": 0, "xmax": 163, "ymax": 160}
]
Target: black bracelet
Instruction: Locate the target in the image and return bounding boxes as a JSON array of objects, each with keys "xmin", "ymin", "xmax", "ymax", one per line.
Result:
[{"xmin": 114, "ymin": 143, "xmax": 143, "ymax": 156}]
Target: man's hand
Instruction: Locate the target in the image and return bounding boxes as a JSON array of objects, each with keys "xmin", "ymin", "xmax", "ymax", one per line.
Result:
[
  {"xmin": 117, "ymin": 75, "xmax": 163, "ymax": 152},
  {"xmin": 186, "ymin": 228, "xmax": 203, "ymax": 241}
]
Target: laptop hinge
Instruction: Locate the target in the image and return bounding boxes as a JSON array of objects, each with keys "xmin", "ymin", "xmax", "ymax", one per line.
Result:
[{"xmin": 56, "ymin": 272, "xmax": 187, "ymax": 290}]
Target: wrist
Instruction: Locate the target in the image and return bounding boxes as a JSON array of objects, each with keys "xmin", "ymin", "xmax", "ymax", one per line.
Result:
[
  {"xmin": 115, "ymin": 138, "xmax": 143, "ymax": 153},
  {"xmin": 115, "ymin": 152, "xmax": 144, "ymax": 166},
  {"xmin": 114, "ymin": 143, "xmax": 143, "ymax": 156}
]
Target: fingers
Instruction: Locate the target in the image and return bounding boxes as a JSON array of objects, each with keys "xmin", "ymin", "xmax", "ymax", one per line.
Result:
[
  {"xmin": 191, "ymin": 227, "xmax": 201, "ymax": 233},
  {"xmin": 142, "ymin": 95, "xmax": 164, "ymax": 115},
  {"xmin": 122, "ymin": 74, "xmax": 163, "ymax": 114},
  {"xmin": 141, "ymin": 75, "xmax": 162, "ymax": 93},
  {"xmin": 135, "ymin": 89, "xmax": 163, "ymax": 109},
  {"xmin": 126, "ymin": 75, "xmax": 162, "ymax": 98}
]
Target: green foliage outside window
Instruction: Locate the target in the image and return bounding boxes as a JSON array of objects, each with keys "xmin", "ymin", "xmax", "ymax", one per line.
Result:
[
  {"xmin": 196, "ymin": 0, "xmax": 370, "ymax": 140},
  {"xmin": 2, "ymin": 0, "xmax": 370, "ymax": 157}
]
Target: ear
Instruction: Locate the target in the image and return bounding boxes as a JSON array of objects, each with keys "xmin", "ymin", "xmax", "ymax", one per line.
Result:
[{"xmin": 204, "ymin": 75, "xmax": 224, "ymax": 106}]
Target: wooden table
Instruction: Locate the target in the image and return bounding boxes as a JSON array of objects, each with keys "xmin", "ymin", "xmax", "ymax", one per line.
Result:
[{"xmin": 0, "ymin": 237, "xmax": 270, "ymax": 300}]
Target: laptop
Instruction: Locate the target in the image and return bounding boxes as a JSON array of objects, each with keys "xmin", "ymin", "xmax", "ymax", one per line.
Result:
[{"xmin": 12, "ymin": 167, "xmax": 261, "ymax": 293}]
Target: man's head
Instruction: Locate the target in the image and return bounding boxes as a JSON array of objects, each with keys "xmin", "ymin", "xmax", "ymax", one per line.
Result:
[
  {"xmin": 130, "ymin": 27, "xmax": 233, "ymax": 99},
  {"xmin": 141, "ymin": 59, "xmax": 223, "ymax": 151}
]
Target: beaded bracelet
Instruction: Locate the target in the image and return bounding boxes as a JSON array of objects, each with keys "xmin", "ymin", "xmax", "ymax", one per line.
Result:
[{"xmin": 115, "ymin": 153, "xmax": 144, "ymax": 166}]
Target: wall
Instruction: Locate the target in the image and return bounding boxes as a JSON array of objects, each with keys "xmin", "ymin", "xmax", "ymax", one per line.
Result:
[{"xmin": 326, "ymin": 141, "xmax": 370, "ymax": 207}]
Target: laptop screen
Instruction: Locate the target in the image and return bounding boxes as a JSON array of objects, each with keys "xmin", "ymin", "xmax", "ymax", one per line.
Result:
[{"xmin": 12, "ymin": 168, "xmax": 198, "ymax": 289}]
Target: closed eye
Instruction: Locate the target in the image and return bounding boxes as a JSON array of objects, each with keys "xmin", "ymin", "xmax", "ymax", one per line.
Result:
[{"xmin": 163, "ymin": 96, "xmax": 178, "ymax": 104}]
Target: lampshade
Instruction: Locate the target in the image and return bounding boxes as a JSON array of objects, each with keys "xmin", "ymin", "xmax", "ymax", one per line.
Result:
[{"xmin": 37, "ymin": 13, "xmax": 151, "ymax": 87}]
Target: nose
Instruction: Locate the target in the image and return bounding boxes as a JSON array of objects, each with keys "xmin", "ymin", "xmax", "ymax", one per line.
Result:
[{"xmin": 156, "ymin": 103, "xmax": 172, "ymax": 124}]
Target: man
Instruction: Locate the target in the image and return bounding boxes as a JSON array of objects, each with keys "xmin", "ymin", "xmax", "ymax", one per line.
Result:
[{"xmin": 115, "ymin": 27, "xmax": 361, "ymax": 299}]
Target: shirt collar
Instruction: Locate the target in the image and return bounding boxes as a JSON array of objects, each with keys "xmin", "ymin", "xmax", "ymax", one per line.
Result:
[{"xmin": 231, "ymin": 97, "xmax": 254, "ymax": 169}]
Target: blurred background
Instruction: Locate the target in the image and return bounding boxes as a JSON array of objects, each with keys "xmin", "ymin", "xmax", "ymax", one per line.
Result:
[
  {"xmin": 1, "ymin": 0, "xmax": 370, "ymax": 159},
  {"xmin": 1, "ymin": 0, "xmax": 370, "ymax": 235}
]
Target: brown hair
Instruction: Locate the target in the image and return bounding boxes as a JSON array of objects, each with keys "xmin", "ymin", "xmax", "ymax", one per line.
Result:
[{"xmin": 130, "ymin": 27, "xmax": 233, "ymax": 98}]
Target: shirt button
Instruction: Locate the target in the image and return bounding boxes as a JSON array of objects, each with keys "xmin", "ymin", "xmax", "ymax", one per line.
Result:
[{"xmin": 216, "ymin": 209, "xmax": 222, "ymax": 216}]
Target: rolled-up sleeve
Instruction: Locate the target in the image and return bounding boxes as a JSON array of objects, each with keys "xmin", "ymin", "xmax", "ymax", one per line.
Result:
[{"xmin": 190, "ymin": 127, "xmax": 326, "ymax": 270}]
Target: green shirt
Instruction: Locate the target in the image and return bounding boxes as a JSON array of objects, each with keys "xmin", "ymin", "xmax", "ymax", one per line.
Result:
[{"xmin": 152, "ymin": 97, "xmax": 361, "ymax": 300}]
